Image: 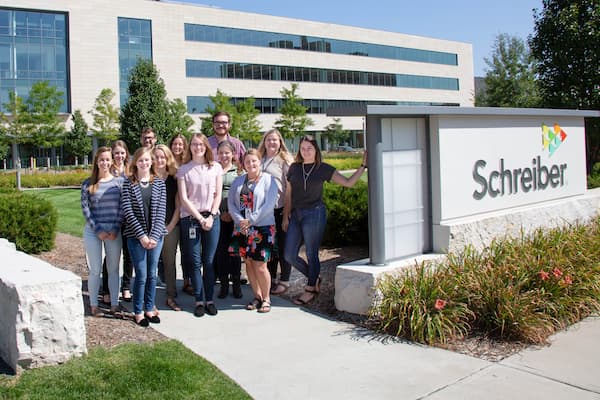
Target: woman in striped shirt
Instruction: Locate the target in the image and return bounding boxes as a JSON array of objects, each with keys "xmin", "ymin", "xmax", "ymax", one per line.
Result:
[{"xmin": 81, "ymin": 147, "xmax": 124, "ymax": 317}]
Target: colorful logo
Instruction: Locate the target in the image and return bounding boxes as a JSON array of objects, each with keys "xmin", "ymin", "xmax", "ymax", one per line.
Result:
[{"xmin": 542, "ymin": 123, "xmax": 567, "ymax": 157}]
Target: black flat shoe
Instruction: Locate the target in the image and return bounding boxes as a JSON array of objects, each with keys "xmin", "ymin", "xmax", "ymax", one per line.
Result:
[
  {"xmin": 145, "ymin": 314, "xmax": 160, "ymax": 324},
  {"xmin": 206, "ymin": 303, "xmax": 218, "ymax": 316},
  {"xmin": 135, "ymin": 317, "xmax": 149, "ymax": 327},
  {"xmin": 194, "ymin": 304, "xmax": 205, "ymax": 317}
]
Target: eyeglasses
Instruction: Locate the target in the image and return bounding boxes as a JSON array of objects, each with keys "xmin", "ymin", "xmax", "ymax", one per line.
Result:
[{"xmin": 213, "ymin": 120, "xmax": 229, "ymax": 126}]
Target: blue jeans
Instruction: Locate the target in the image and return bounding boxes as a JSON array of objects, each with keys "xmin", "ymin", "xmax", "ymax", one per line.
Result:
[
  {"xmin": 128, "ymin": 237, "xmax": 164, "ymax": 315},
  {"xmin": 83, "ymin": 224, "xmax": 122, "ymax": 307},
  {"xmin": 180, "ymin": 216, "xmax": 220, "ymax": 303},
  {"xmin": 284, "ymin": 203, "xmax": 327, "ymax": 287}
]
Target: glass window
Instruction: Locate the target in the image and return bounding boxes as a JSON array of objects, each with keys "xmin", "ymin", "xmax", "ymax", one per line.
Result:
[
  {"xmin": 118, "ymin": 17, "xmax": 152, "ymax": 106},
  {"xmin": 184, "ymin": 24, "xmax": 458, "ymax": 66}
]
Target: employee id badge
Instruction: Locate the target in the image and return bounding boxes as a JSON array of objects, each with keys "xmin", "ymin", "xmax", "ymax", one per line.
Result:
[{"xmin": 189, "ymin": 226, "xmax": 196, "ymax": 239}]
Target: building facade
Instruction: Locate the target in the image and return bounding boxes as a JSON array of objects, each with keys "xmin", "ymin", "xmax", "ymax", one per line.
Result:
[{"xmin": 0, "ymin": 0, "xmax": 474, "ymax": 142}]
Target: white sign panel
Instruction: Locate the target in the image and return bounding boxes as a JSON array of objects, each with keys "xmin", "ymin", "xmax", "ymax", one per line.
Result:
[{"xmin": 436, "ymin": 116, "xmax": 587, "ymax": 220}]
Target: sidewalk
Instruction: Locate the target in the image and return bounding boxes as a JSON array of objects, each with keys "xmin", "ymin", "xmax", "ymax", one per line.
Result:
[{"xmin": 145, "ymin": 284, "xmax": 600, "ymax": 400}]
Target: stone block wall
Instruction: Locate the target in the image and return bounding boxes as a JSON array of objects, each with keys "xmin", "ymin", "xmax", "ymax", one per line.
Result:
[{"xmin": 0, "ymin": 239, "xmax": 86, "ymax": 373}]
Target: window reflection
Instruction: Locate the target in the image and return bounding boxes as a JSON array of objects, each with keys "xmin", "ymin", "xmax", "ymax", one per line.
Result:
[{"xmin": 184, "ymin": 24, "xmax": 458, "ymax": 66}]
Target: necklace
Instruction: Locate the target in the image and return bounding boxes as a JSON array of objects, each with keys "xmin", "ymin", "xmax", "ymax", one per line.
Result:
[
  {"xmin": 262, "ymin": 155, "xmax": 276, "ymax": 172},
  {"xmin": 139, "ymin": 179, "xmax": 150, "ymax": 188},
  {"xmin": 302, "ymin": 163, "xmax": 316, "ymax": 191},
  {"xmin": 246, "ymin": 173, "xmax": 260, "ymax": 191}
]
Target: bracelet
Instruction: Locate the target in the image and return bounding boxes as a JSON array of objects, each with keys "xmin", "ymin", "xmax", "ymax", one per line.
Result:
[{"xmin": 361, "ymin": 164, "xmax": 367, "ymax": 168}]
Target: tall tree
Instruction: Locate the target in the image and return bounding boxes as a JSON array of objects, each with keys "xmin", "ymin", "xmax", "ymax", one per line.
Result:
[
  {"xmin": 529, "ymin": 0, "xmax": 600, "ymax": 172},
  {"xmin": 235, "ymin": 97, "xmax": 262, "ymax": 145},
  {"xmin": 120, "ymin": 59, "xmax": 170, "ymax": 150},
  {"xmin": 274, "ymin": 83, "xmax": 314, "ymax": 142},
  {"xmin": 165, "ymin": 98, "xmax": 194, "ymax": 139},
  {"xmin": 200, "ymin": 89, "xmax": 238, "ymax": 137},
  {"xmin": 64, "ymin": 109, "xmax": 91, "ymax": 165},
  {"xmin": 476, "ymin": 34, "xmax": 540, "ymax": 108},
  {"xmin": 89, "ymin": 88, "xmax": 120, "ymax": 145}
]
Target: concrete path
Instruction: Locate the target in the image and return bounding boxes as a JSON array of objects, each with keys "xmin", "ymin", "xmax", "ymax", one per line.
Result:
[{"xmin": 143, "ymin": 283, "xmax": 600, "ymax": 400}]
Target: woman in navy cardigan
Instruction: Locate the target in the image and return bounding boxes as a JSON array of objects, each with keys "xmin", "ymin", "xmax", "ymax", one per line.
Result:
[
  {"xmin": 121, "ymin": 147, "xmax": 167, "ymax": 326},
  {"xmin": 228, "ymin": 149, "xmax": 278, "ymax": 313}
]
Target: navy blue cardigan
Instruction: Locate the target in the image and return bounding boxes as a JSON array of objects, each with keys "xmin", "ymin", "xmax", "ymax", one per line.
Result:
[{"xmin": 121, "ymin": 177, "xmax": 167, "ymax": 241}]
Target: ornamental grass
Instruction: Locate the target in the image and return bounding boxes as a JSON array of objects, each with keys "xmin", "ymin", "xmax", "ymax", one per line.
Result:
[{"xmin": 371, "ymin": 218, "xmax": 600, "ymax": 345}]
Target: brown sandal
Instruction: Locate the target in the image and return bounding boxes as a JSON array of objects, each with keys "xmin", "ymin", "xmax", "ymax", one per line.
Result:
[
  {"xmin": 166, "ymin": 297, "xmax": 181, "ymax": 311},
  {"xmin": 271, "ymin": 281, "xmax": 289, "ymax": 295},
  {"xmin": 293, "ymin": 289, "xmax": 317, "ymax": 305}
]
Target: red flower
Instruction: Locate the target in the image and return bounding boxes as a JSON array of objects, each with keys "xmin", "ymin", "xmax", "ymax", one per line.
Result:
[
  {"xmin": 552, "ymin": 268, "xmax": 563, "ymax": 278},
  {"xmin": 434, "ymin": 299, "xmax": 447, "ymax": 311},
  {"xmin": 562, "ymin": 275, "xmax": 573, "ymax": 286},
  {"xmin": 538, "ymin": 270, "xmax": 550, "ymax": 281}
]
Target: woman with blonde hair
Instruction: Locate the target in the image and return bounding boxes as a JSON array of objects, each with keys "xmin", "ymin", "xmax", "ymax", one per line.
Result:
[
  {"xmin": 229, "ymin": 149, "xmax": 278, "ymax": 313},
  {"xmin": 177, "ymin": 133, "xmax": 223, "ymax": 317},
  {"xmin": 122, "ymin": 147, "xmax": 167, "ymax": 326},
  {"xmin": 81, "ymin": 147, "xmax": 124, "ymax": 317},
  {"xmin": 155, "ymin": 144, "xmax": 182, "ymax": 310},
  {"xmin": 257, "ymin": 129, "xmax": 293, "ymax": 295}
]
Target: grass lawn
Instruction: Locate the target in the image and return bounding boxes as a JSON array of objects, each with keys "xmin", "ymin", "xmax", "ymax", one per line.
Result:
[
  {"xmin": 0, "ymin": 341, "xmax": 251, "ymax": 399},
  {"xmin": 31, "ymin": 188, "xmax": 84, "ymax": 237}
]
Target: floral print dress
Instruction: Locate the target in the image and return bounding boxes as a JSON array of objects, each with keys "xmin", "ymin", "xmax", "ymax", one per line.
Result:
[{"xmin": 229, "ymin": 176, "xmax": 276, "ymax": 262}]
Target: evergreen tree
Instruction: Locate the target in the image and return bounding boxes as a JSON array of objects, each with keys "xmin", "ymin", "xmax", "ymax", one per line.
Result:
[
  {"xmin": 64, "ymin": 109, "xmax": 91, "ymax": 165},
  {"xmin": 529, "ymin": 0, "xmax": 600, "ymax": 171},
  {"xmin": 120, "ymin": 59, "xmax": 170, "ymax": 149},
  {"xmin": 274, "ymin": 83, "xmax": 314, "ymax": 142},
  {"xmin": 89, "ymin": 88, "xmax": 120, "ymax": 145},
  {"xmin": 477, "ymin": 34, "xmax": 540, "ymax": 108}
]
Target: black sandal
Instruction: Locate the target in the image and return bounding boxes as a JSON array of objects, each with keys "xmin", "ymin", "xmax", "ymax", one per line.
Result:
[
  {"xmin": 246, "ymin": 298, "xmax": 262, "ymax": 310},
  {"xmin": 257, "ymin": 299, "xmax": 271, "ymax": 313}
]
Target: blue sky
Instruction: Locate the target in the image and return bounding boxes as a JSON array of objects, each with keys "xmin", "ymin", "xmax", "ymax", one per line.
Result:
[{"xmin": 178, "ymin": 0, "xmax": 543, "ymax": 76}]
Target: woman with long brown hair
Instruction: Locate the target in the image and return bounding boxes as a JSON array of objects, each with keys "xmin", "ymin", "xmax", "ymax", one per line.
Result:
[{"xmin": 81, "ymin": 147, "xmax": 124, "ymax": 317}]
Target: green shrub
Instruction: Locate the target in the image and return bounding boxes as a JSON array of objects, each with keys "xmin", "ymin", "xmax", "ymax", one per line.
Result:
[
  {"xmin": 373, "ymin": 263, "xmax": 473, "ymax": 345},
  {"xmin": 322, "ymin": 181, "xmax": 368, "ymax": 246},
  {"xmin": 323, "ymin": 155, "xmax": 362, "ymax": 171},
  {"xmin": 371, "ymin": 218, "xmax": 600, "ymax": 345},
  {"xmin": 588, "ymin": 162, "xmax": 600, "ymax": 188},
  {"xmin": 0, "ymin": 190, "xmax": 57, "ymax": 253},
  {"xmin": 0, "ymin": 169, "xmax": 90, "ymax": 189}
]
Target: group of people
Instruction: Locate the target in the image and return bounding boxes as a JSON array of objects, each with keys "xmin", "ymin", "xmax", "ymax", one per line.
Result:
[{"xmin": 81, "ymin": 111, "xmax": 367, "ymax": 326}]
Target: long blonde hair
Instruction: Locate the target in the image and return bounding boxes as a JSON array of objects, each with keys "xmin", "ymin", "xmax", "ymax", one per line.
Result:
[
  {"xmin": 128, "ymin": 147, "xmax": 158, "ymax": 184},
  {"xmin": 154, "ymin": 144, "xmax": 178, "ymax": 177},
  {"xmin": 258, "ymin": 128, "xmax": 293, "ymax": 164}
]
